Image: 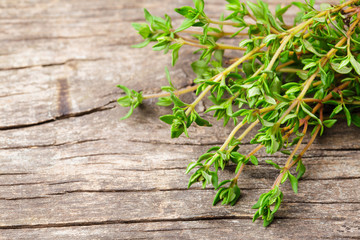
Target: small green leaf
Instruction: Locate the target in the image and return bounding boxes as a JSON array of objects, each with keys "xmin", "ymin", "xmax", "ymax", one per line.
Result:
[
  {"xmin": 343, "ymin": 105, "xmax": 352, "ymax": 126},
  {"xmin": 252, "ymin": 209, "xmax": 261, "ymax": 222},
  {"xmin": 159, "ymin": 115, "xmax": 175, "ymax": 125},
  {"xmin": 296, "ymin": 160, "xmax": 306, "ymax": 180},
  {"xmin": 210, "ymin": 171, "xmax": 218, "ymax": 188},
  {"xmin": 157, "ymin": 97, "xmax": 173, "ymax": 106},
  {"xmin": 164, "ymin": 67, "xmax": 174, "ymax": 88},
  {"xmin": 301, "ymin": 103, "xmax": 321, "ymax": 124},
  {"xmin": 250, "ymin": 155, "xmax": 258, "ymax": 166},
  {"xmin": 330, "ymin": 104, "xmax": 343, "ymax": 118},
  {"xmin": 272, "ymin": 196, "xmax": 282, "ymax": 214},
  {"xmin": 170, "ymin": 93, "xmax": 187, "ymax": 107},
  {"xmin": 280, "ymin": 171, "xmax": 289, "ymax": 184},
  {"xmin": 303, "ymin": 40, "xmax": 324, "ymax": 57},
  {"xmin": 331, "ymin": 62, "xmax": 352, "ymax": 74},
  {"xmin": 288, "ymin": 172, "xmax": 298, "ymax": 193},
  {"xmin": 213, "ymin": 188, "xmax": 223, "ymax": 205},
  {"xmin": 217, "ymin": 180, "xmax": 231, "ymax": 189},
  {"xmin": 235, "ymin": 162, "xmax": 243, "ymax": 173},
  {"xmin": 194, "ymin": 114, "xmax": 212, "ymax": 127},
  {"xmin": 201, "ymin": 171, "xmax": 212, "ymax": 185},
  {"xmin": 339, "ymin": 57, "xmax": 350, "ymax": 69},
  {"xmin": 265, "ymin": 95, "xmax": 276, "ymax": 105},
  {"xmin": 276, "ymin": 4, "xmax": 291, "ymax": 23},
  {"xmin": 248, "ymin": 86, "xmax": 261, "ymax": 98},
  {"xmin": 320, "ymin": 3, "xmax": 332, "ymax": 10},
  {"xmin": 265, "ymin": 160, "xmax": 281, "ymax": 169},
  {"xmin": 152, "ymin": 40, "xmax": 170, "ymax": 51},
  {"xmin": 350, "ymin": 55, "xmax": 360, "ymax": 75},
  {"xmin": 172, "ymin": 47, "xmax": 180, "ymax": 66},
  {"xmin": 281, "ymin": 113, "xmax": 298, "ymax": 124},
  {"xmin": 120, "ymin": 106, "xmax": 134, "ymax": 120},
  {"xmin": 185, "ymin": 162, "xmax": 202, "ymax": 174},
  {"xmin": 323, "ymin": 119, "xmax": 337, "ymax": 128},
  {"xmin": 246, "ymin": 1, "xmax": 264, "ymax": 20},
  {"xmin": 175, "ymin": 6, "xmax": 198, "ymax": 19},
  {"xmin": 117, "ymin": 96, "xmax": 131, "ymax": 107},
  {"xmin": 263, "ymin": 215, "xmax": 274, "ymax": 227},
  {"xmin": 194, "ymin": 0, "xmax": 204, "ymax": 12},
  {"xmin": 117, "ymin": 85, "xmax": 132, "ymax": 96},
  {"xmin": 144, "ymin": 9, "xmax": 153, "ymax": 23},
  {"xmin": 131, "ymin": 38, "xmax": 151, "ymax": 48},
  {"xmin": 313, "ymin": 17, "xmax": 326, "ymax": 22},
  {"xmin": 191, "ymin": 60, "xmax": 208, "ymax": 76},
  {"xmin": 174, "ymin": 18, "xmax": 196, "ymax": 33},
  {"xmin": 262, "ymin": 34, "xmax": 277, "ymax": 46},
  {"xmin": 352, "ymin": 114, "xmax": 360, "ymax": 127},
  {"xmin": 230, "ymin": 185, "xmax": 241, "ymax": 206},
  {"xmin": 303, "ymin": 61, "xmax": 317, "ymax": 70},
  {"xmin": 239, "ymin": 39, "xmax": 253, "ymax": 48}
]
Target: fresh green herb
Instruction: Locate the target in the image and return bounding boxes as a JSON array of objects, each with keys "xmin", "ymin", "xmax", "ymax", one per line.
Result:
[{"xmin": 118, "ymin": 0, "xmax": 360, "ymax": 227}]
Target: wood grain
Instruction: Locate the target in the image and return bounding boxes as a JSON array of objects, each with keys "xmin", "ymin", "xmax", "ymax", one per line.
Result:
[{"xmin": 0, "ymin": 0, "xmax": 359, "ymax": 239}]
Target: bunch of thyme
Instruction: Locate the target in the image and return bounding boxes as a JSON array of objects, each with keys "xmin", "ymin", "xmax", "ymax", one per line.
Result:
[{"xmin": 117, "ymin": 0, "xmax": 360, "ymax": 226}]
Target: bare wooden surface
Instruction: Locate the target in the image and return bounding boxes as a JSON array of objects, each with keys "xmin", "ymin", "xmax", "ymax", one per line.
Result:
[{"xmin": 0, "ymin": 0, "xmax": 359, "ymax": 239}]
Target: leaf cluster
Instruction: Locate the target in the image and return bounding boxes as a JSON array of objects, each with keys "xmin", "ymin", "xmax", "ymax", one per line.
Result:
[{"xmin": 118, "ymin": 0, "xmax": 360, "ymax": 227}]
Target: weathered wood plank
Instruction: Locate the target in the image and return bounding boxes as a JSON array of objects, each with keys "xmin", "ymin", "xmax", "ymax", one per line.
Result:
[
  {"xmin": 2, "ymin": 219, "xmax": 360, "ymax": 240},
  {"xmin": 0, "ymin": 106, "xmax": 359, "ymax": 238},
  {"xmin": 0, "ymin": 0, "xmax": 359, "ymax": 239}
]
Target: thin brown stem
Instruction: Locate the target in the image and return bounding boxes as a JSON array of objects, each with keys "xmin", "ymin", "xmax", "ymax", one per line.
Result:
[
  {"xmin": 271, "ymin": 122, "xmax": 308, "ymax": 189},
  {"xmin": 286, "ymin": 107, "xmax": 324, "ymax": 170},
  {"xmin": 181, "ymin": 29, "xmax": 248, "ymax": 37},
  {"xmin": 277, "ymin": 68, "xmax": 308, "ymax": 74},
  {"xmin": 207, "ymin": 18, "xmax": 243, "ymax": 26},
  {"xmin": 175, "ymin": 36, "xmax": 246, "ymax": 51},
  {"xmin": 287, "ymin": 125, "xmax": 321, "ymax": 169},
  {"xmin": 233, "ymin": 144, "xmax": 263, "ymax": 181},
  {"xmin": 284, "ymin": 122, "xmax": 308, "ymax": 169},
  {"xmin": 275, "ymin": 60, "xmax": 295, "ymax": 71},
  {"xmin": 143, "ymin": 85, "xmax": 198, "ymax": 100}
]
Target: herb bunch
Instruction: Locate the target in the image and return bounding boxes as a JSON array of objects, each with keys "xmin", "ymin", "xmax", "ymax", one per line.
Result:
[{"xmin": 117, "ymin": 0, "xmax": 360, "ymax": 226}]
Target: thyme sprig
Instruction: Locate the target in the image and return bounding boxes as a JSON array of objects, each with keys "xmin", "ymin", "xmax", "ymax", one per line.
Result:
[{"xmin": 117, "ymin": 0, "xmax": 360, "ymax": 227}]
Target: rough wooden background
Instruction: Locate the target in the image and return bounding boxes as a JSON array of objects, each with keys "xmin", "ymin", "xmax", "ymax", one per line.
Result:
[{"xmin": 0, "ymin": 0, "xmax": 359, "ymax": 239}]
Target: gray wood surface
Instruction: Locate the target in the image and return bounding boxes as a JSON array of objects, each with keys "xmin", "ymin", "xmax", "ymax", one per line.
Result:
[{"xmin": 0, "ymin": 0, "xmax": 359, "ymax": 239}]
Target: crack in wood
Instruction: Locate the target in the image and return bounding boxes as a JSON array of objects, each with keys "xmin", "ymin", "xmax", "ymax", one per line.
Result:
[
  {"xmin": 0, "ymin": 172, "xmax": 30, "ymax": 176},
  {"xmin": 0, "ymin": 216, "xmax": 250, "ymax": 229},
  {"xmin": 0, "ymin": 196, "xmax": 48, "ymax": 201},
  {"xmin": 0, "ymin": 182, "xmax": 46, "ymax": 187},
  {"xmin": 47, "ymin": 180, "xmax": 84, "ymax": 186},
  {"xmin": 285, "ymin": 201, "xmax": 360, "ymax": 205},
  {"xmin": 0, "ymin": 138, "xmax": 106, "ymax": 150},
  {"xmin": 121, "ymin": 226, "xmax": 222, "ymax": 233},
  {"xmin": 0, "ymin": 58, "xmax": 105, "ymax": 71},
  {"xmin": 302, "ymin": 176, "xmax": 360, "ymax": 181},
  {"xmin": 322, "ymin": 147, "xmax": 360, "ymax": 152},
  {"xmin": 0, "ymin": 214, "xmax": 352, "ymax": 230},
  {"xmin": 0, "ymin": 180, "xmax": 84, "ymax": 187},
  {"xmin": 0, "ymin": 92, "xmax": 29, "ymax": 98},
  {"xmin": 113, "ymin": 167, "xmax": 186, "ymax": 172},
  {"xmin": 0, "ymin": 101, "xmax": 116, "ymax": 131},
  {"xmin": 0, "ymin": 33, "xmax": 110, "ymax": 42},
  {"xmin": 58, "ymin": 152, "xmax": 143, "ymax": 161},
  {"xmin": 45, "ymin": 188, "xmax": 216, "ymax": 196},
  {"xmin": 127, "ymin": 138, "xmax": 238, "ymax": 146}
]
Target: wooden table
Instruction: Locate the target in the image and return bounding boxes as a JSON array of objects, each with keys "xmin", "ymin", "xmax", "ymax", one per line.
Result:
[{"xmin": 1, "ymin": 0, "xmax": 359, "ymax": 239}]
